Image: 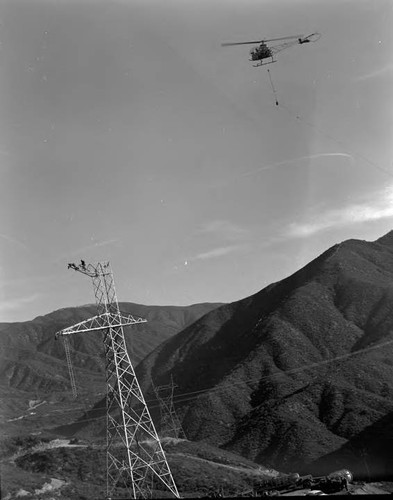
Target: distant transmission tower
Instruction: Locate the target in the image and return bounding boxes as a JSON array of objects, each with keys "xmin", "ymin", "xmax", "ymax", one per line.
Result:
[
  {"xmin": 62, "ymin": 335, "xmax": 78, "ymax": 399},
  {"xmin": 152, "ymin": 376, "xmax": 186, "ymax": 439},
  {"xmin": 55, "ymin": 261, "xmax": 180, "ymax": 500}
]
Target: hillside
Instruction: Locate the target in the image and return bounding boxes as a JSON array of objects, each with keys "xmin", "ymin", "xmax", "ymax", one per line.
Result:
[
  {"xmin": 132, "ymin": 231, "xmax": 393, "ymax": 477},
  {"xmin": 0, "ymin": 302, "xmax": 221, "ymax": 424},
  {"xmin": 4, "ymin": 230, "xmax": 393, "ymax": 494},
  {"xmin": 0, "ymin": 435, "xmax": 280, "ymax": 499},
  {"xmin": 310, "ymin": 409, "xmax": 393, "ymax": 480}
]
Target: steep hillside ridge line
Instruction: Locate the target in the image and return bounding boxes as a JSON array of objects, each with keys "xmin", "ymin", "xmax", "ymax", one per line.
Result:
[
  {"xmin": 375, "ymin": 229, "xmax": 393, "ymax": 248},
  {"xmin": 130, "ymin": 231, "xmax": 393, "ymax": 475},
  {"xmin": 0, "ymin": 302, "xmax": 222, "ymax": 397}
]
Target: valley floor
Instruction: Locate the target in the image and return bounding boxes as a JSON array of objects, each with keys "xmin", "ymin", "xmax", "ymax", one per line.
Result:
[{"xmin": 2, "ymin": 434, "xmax": 393, "ymax": 499}]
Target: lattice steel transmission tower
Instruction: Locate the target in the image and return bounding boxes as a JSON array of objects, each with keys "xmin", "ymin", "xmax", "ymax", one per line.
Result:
[
  {"xmin": 152, "ymin": 376, "xmax": 186, "ymax": 440},
  {"xmin": 55, "ymin": 261, "xmax": 180, "ymax": 500}
]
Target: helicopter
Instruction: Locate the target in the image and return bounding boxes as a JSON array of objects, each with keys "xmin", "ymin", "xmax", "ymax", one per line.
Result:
[{"xmin": 221, "ymin": 33, "xmax": 320, "ymax": 66}]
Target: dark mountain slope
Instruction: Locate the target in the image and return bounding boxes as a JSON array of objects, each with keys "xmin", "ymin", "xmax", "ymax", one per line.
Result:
[
  {"xmin": 135, "ymin": 231, "xmax": 393, "ymax": 473},
  {"xmin": 311, "ymin": 410, "xmax": 393, "ymax": 480},
  {"xmin": 0, "ymin": 302, "xmax": 221, "ymax": 399}
]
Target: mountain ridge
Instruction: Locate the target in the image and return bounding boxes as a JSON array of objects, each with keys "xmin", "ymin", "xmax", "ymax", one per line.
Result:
[
  {"xmin": 132, "ymin": 232, "xmax": 393, "ymax": 476},
  {"xmin": 3, "ymin": 231, "xmax": 393, "ymax": 480},
  {"xmin": 0, "ymin": 301, "xmax": 222, "ymax": 421}
]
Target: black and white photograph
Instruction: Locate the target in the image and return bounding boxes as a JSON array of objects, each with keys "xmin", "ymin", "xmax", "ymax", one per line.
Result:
[{"xmin": 0, "ymin": 0, "xmax": 393, "ymax": 498}]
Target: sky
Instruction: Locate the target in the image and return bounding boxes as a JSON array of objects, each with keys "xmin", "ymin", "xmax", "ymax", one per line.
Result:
[{"xmin": 0, "ymin": 0, "xmax": 392, "ymax": 322}]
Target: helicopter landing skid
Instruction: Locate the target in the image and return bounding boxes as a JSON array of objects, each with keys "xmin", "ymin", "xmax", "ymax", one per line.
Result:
[{"xmin": 252, "ymin": 60, "xmax": 276, "ymax": 67}]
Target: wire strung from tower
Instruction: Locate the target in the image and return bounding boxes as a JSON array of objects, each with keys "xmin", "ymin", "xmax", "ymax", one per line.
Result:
[
  {"xmin": 267, "ymin": 69, "xmax": 279, "ymax": 106},
  {"xmin": 264, "ymin": 72, "xmax": 393, "ymax": 178},
  {"xmin": 24, "ymin": 336, "xmax": 393, "ymax": 425},
  {"xmin": 275, "ymin": 100, "xmax": 393, "ymax": 179}
]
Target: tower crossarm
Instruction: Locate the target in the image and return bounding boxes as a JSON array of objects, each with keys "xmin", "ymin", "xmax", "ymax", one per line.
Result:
[
  {"xmin": 58, "ymin": 260, "xmax": 179, "ymax": 498},
  {"xmin": 55, "ymin": 312, "xmax": 147, "ymax": 338}
]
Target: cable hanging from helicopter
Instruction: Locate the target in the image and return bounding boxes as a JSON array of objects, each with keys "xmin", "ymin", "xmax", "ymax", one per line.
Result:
[{"xmin": 221, "ymin": 32, "xmax": 388, "ymax": 178}]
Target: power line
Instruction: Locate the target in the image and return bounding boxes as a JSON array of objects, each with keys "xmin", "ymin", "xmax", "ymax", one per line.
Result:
[
  {"xmin": 20, "ymin": 336, "xmax": 393, "ymax": 425},
  {"xmin": 276, "ymin": 100, "xmax": 393, "ymax": 179},
  {"xmin": 262, "ymin": 66, "xmax": 392, "ymax": 179},
  {"xmin": 170, "ymin": 337, "xmax": 393, "ymax": 404}
]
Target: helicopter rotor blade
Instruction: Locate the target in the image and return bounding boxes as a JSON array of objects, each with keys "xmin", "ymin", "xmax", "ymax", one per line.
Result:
[
  {"xmin": 221, "ymin": 40, "xmax": 266, "ymax": 47},
  {"xmin": 221, "ymin": 34, "xmax": 304, "ymax": 47},
  {"xmin": 263, "ymin": 35, "xmax": 304, "ymax": 43}
]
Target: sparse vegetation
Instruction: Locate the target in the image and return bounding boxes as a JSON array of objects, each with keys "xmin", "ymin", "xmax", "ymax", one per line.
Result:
[
  {"xmin": 135, "ymin": 235, "xmax": 393, "ymax": 475},
  {"xmin": 2, "ymin": 233, "xmax": 393, "ymax": 495}
]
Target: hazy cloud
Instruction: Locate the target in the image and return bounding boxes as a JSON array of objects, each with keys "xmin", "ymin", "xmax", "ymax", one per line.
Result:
[
  {"xmin": 54, "ymin": 238, "xmax": 121, "ymax": 263},
  {"xmin": 0, "ymin": 293, "xmax": 41, "ymax": 318},
  {"xmin": 355, "ymin": 63, "xmax": 393, "ymax": 82},
  {"xmin": 286, "ymin": 185, "xmax": 393, "ymax": 238},
  {"xmin": 0, "ymin": 233, "xmax": 28, "ymax": 250},
  {"xmin": 238, "ymin": 153, "xmax": 354, "ymax": 180},
  {"xmin": 196, "ymin": 220, "xmax": 248, "ymax": 241},
  {"xmin": 184, "ymin": 220, "xmax": 250, "ymax": 264},
  {"xmin": 191, "ymin": 244, "xmax": 246, "ymax": 261}
]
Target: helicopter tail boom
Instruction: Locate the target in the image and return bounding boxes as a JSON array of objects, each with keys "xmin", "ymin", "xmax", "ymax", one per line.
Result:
[{"xmin": 298, "ymin": 32, "xmax": 321, "ymax": 44}]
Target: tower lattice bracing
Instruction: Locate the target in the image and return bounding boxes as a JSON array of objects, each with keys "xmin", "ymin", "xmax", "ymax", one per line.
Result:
[
  {"xmin": 55, "ymin": 261, "xmax": 180, "ymax": 499},
  {"xmin": 152, "ymin": 376, "xmax": 186, "ymax": 440}
]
